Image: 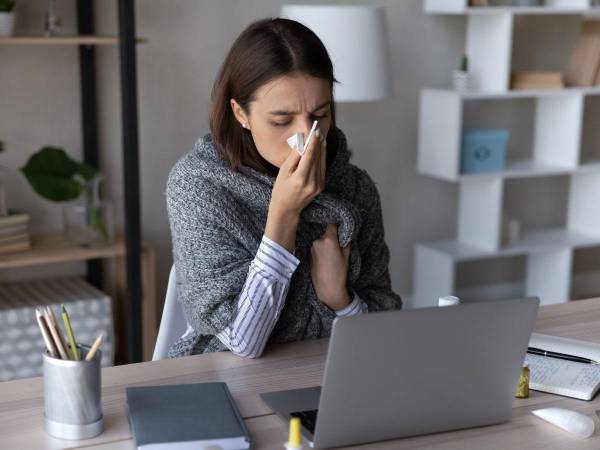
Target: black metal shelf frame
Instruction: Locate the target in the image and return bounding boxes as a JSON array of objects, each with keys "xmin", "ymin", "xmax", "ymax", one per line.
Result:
[{"xmin": 76, "ymin": 0, "xmax": 142, "ymax": 363}]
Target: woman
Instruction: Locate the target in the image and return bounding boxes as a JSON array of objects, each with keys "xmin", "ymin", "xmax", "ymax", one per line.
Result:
[{"xmin": 166, "ymin": 17, "xmax": 402, "ymax": 359}]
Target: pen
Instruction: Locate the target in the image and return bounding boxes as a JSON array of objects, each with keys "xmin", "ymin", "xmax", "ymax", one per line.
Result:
[
  {"xmin": 45, "ymin": 306, "xmax": 71, "ymax": 358},
  {"xmin": 527, "ymin": 347, "xmax": 598, "ymax": 365},
  {"xmin": 35, "ymin": 308, "xmax": 58, "ymax": 358},
  {"xmin": 61, "ymin": 304, "xmax": 80, "ymax": 361},
  {"xmin": 85, "ymin": 334, "xmax": 103, "ymax": 361},
  {"xmin": 43, "ymin": 307, "xmax": 69, "ymax": 360}
]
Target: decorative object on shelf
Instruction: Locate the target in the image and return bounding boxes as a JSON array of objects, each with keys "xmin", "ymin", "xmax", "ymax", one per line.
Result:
[
  {"xmin": 453, "ymin": 55, "xmax": 476, "ymax": 92},
  {"xmin": 511, "ymin": 71, "xmax": 564, "ymax": 90},
  {"xmin": 63, "ymin": 174, "xmax": 113, "ymax": 247},
  {"xmin": 44, "ymin": 0, "xmax": 60, "ymax": 37},
  {"xmin": 501, "ymin": 213, "xmax": 521, "ymax": 246},
  {"xmin": 20, "ymin": 146, "xmax": 114, "ymax": 247},
  {"xmin": 565, "ymin": 20, "xmax": 600, "ymax": 87},
  {"xmin": 0, "ymin": 0, "xmax": 15, "ymax": 37},
  {"xmin": 460, "ymin": 129, "xmax": 509, "ymax": 174}
]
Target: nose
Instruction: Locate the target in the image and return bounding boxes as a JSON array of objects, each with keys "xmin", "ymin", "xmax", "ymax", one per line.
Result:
[{"xmin": 300, "ymin": 117, "xmax": 320, "ymax": 138}]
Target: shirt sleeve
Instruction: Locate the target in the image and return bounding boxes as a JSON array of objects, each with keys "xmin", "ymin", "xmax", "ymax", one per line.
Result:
[
  {"xmin": 216, "ymin": 235, "xmax": 300, "ymax": 358},
  {"xmin": 334, "ymin": 290, "xmax": 368, "ymax": 317}
]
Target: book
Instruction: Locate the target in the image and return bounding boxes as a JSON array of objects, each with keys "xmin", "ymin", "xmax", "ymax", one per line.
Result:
[
  {"xmin": 126, "ymin": 382, "xmax": 251, "ymax": 450},
  {"xmin": 0, "ymin": 212, "xmax": 30, "ymax": 228},
  {"xmin": 525, "ymin": 333, "xmax": 600, "ymax": 401},
  {"xmin": 0, "ymin": 238, "xmax": 30, "ymax": 255},
  {"xmin": 0, "ymin": 233, "xmax": 29, "ymax": 245},
  {"xmin": 0, "ymin": 223, "xmax": 28, "ymax": 238},
  {"xmin": 565, "ymin": 20, "xmax": 600, "ymax": 87},
  {"xmin": 511, "ymin": 71, "xmax": 564, "ymax": 90}
]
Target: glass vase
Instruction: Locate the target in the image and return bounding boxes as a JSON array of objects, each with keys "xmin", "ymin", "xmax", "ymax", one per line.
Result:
[{"xmin": 63, "ymin": 175, "xmax": 114, "ymax": 247}]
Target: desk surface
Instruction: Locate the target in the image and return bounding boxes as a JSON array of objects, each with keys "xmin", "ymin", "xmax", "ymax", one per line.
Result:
[{"xmin": 3, "ymin": 298, "xmax": 600, "ymax": 449}]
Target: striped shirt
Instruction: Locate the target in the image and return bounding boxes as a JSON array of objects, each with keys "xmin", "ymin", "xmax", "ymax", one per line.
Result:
[{"xmin": 214, "ymin": 234, "xmax": 368, "ymax": 358}]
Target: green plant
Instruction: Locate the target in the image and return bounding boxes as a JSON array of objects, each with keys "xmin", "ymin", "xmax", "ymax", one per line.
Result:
[
  {"xmin": 0, "ymin": 0, "xmax": 15, "ymax": 13},
  {"xmin": 21, "ymin": 146, "xmax": 95, "ymax": 202},
  {"xmin": 21, "ymin": 146, "xmax": 109, "ymax": 240}
]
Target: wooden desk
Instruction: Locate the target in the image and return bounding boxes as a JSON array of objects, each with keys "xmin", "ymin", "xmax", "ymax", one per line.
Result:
[{"xmin": 3, "ymin": 298, "xmax": 600, "ymax": 449}]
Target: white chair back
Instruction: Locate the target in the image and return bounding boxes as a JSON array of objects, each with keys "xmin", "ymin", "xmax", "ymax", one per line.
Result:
[{"xmin": 152, "ymin": 265, "xmax": 189, "ymax": 360}]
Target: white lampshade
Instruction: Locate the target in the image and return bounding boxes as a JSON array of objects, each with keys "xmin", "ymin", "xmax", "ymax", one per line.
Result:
[{"xmin": 280, "ymin": 5, "xmax": 393, "ymax": 102}]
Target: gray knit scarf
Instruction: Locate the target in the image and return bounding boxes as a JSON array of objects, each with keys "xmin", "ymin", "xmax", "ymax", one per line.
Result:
[{"xmin": 166, "ymin": 126, "xmax": 402, "ymax": 357}]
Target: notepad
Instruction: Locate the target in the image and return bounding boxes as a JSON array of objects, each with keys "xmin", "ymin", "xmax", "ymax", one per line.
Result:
[
  {"xmin": 526, "ymin": 333, "xmax": 600, "ymax": 401},
  {"xmin": 126, "ymin": 382, "xmax": 250, "ymax": 450}
]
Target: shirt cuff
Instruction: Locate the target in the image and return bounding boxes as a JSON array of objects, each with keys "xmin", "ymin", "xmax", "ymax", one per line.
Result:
[
  {"xmin": 254, "ymin": 234, "xmax": 300, "ymax": 281},
  {"xmin": 335, "ymin": 290, "xmax": 366, "ymax": 317}
]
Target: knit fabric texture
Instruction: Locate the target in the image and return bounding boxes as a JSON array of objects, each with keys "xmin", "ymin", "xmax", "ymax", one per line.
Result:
[{"xmin": 166, "ymin": 127, "xmax": 402, "ymax": 357}]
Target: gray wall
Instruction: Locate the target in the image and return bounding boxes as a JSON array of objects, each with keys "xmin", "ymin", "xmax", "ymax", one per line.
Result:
[{"xmin": 1, "ymin": 1, "xmax": 598, "ymax": 307}]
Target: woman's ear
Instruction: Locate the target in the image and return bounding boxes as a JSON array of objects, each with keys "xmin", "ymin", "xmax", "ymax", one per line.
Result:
[{"xmin": 230, "ymin": 99, "xmax": 250, "ymax": 129}]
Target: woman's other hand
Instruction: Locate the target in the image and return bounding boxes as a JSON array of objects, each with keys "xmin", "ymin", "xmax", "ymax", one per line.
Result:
[{"xmin": 310, "ymin": 223, "xmax": 352, "ymax": 311}]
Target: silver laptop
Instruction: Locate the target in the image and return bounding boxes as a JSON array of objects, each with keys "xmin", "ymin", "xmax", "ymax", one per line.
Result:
[{"xmin": 260, "ymin": 296, "xmax": 539, "ymax": 449}]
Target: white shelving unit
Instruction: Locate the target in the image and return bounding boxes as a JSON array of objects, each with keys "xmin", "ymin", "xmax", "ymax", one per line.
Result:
[{"xmin": 414, "ymin": 0, "xmax": 600, "ymax": 307}]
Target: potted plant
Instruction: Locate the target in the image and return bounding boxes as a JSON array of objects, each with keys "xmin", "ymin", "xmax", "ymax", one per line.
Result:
[
  {"xmin": 21, "ymin": 146, "xmax": 114, "ymax": 246},
  {"xmin": 453, "ymin": 55, "xmax": 476, "ymax": 92},
  {"xmin": 0, "ymin": 0, "xmax": 16, "ymax": 37}
]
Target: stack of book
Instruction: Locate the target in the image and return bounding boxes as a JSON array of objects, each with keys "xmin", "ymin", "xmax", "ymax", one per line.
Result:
[
  {"xmin": 565, "ymin": 19, "xmax": 600, "ymax": 87},
  {"xmin": 0, "ymin": 211, "xmax": 31, "ymax": 255},
  {"xmin": 511, "ymin": 71, "xmax": 564, "ymax": 90}
]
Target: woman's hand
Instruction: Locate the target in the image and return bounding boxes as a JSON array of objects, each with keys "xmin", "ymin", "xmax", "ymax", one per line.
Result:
[
  {"xmin": 265, "ymin": 125, "xmax": 326, "ymax": 253},
  {"xmin": 270, "ymin": 125, "xmax": 326, "ymax": 217},
  {"xmin": 310, "ymin": 223, "xmax": 352, "ymax": 311}
]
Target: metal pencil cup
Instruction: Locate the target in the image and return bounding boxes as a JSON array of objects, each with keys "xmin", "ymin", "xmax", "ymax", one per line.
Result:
[{"xmin": 42, "ymin": 344, "xmax": 103, "ymax": 440}]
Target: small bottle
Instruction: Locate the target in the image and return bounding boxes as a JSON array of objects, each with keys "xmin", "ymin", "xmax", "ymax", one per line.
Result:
[
  {"xmin": 515, "ymin": 363, "xmax": 530, "ymax": 398},
  {"xmin": 285, "ymin": 417, "xmax": 304, "ymax": 450},
  {"xmin": 438, "ymin": 295, "xmax": 460, "ymax": 307}
]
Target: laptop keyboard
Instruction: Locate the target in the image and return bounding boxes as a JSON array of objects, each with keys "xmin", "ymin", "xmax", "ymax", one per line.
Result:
[{"xmin": 290, "ymin": 409, "xmax": 319, "ymax": 434}]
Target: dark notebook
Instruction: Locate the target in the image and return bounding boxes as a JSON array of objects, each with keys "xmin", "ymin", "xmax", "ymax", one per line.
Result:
[{"xmin": 126, "ymin": 382, "xmax": 251, "ymax": 450}]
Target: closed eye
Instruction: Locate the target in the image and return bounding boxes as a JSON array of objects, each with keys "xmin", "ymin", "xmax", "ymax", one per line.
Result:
[{"xmin": 271, "ymin": 112, "xmax": 329, "ymax": 127}]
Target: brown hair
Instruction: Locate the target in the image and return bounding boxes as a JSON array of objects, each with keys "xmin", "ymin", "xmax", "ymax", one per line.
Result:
[{"xmin": 209, "ymin": 17, "xmax": 339, "ymax": 175}]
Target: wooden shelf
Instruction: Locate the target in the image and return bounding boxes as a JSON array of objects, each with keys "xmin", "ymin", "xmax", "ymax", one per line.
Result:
[
  {"xmin": 0, "ymin": 35, "xmax": 147, "ymax": 46},
  {"xmin": 0, "ymin": 232, "xmax": 137, "ymax": 269}
]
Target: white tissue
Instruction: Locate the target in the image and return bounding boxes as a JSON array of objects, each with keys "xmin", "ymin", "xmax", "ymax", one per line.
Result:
[
  {"xmin": 286, "ymin": 120, "xmax": 319, "ymax": 155},
  {"xmin": 286, "ymin": 132, "xmax": 305, "ymax": 155},
  {"xmin": 532, "ymin": 408, "xmax": 595, "ymax": 439}
]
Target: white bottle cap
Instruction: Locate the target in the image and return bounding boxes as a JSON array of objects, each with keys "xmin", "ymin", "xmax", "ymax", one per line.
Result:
[{"xmin": 438, "ymin": 296, "xmax": 460, "ymax": 307}]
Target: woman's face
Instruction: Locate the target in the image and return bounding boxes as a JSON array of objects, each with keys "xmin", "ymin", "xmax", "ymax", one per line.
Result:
[{"xmin": 230, "ymin": 74, "xmax": 332, "ymax": 168}]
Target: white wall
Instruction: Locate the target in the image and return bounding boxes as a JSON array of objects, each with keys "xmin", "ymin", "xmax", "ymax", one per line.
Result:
[{"xmin": 1, "ymin": 1, "xmax": 598, "ymax": 308}]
